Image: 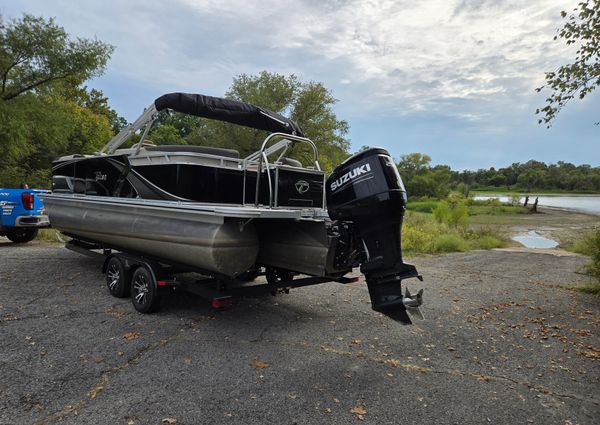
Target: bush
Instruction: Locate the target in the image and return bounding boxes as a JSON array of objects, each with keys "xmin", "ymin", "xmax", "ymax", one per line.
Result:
[
  {"xmin": 449, "ymin": 203, "xmax": 469, "ymax": 228},
  {"xmin": 432, "ymin": 197, "xmax": 468, "ymax": 228},
  {"xmin": 432, "ymin": 201, "xmax": 450, "ymax": 223},
  {"xmin": 433, "ymin": 234, "xmax": 469, "ymax": 252},
  {"xmin": 471, "ymin": 235, "xmax": 503, "ymax": 250},
  {"xmin": 586, "ymin": 229, "xmax": 600, "ymax": 278},
  {"xmin": 406, "ymin": 200, "xmax": 439, "ymax": 213}
]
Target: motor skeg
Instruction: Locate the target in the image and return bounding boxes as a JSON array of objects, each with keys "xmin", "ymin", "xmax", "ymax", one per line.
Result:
[{"xmin": 326, "ymin": 148, "xmax": 422, "ymax": 324}]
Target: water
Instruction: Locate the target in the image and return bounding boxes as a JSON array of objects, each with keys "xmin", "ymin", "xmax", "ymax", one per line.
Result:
[
  {"xmin": 512, "ymin": 231, "xmax": 559, "ymax": 249},
  {"xmin": 474, "ymin": 194, "xmax": 600, "ymax": 215}
]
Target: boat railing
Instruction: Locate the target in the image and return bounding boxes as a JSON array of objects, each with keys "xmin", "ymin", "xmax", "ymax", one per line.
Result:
[{"xmin": 242, "ymin": 133, "xmax": 321, "ymax": 208}]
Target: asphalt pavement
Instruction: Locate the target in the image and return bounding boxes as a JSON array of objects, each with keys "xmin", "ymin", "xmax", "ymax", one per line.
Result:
[{"xmin": 0, "ymin": 241, "xmax": 599, "ymax": 424}]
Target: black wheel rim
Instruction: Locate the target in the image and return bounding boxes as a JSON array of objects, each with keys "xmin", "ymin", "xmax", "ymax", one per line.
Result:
[
  {"xmin": 133, "ymin": 273, "xmax": 149, "ymax": 306},
  {"xmin": 107, "ymin": 263, "xmax": 120, "ymax": 291}
]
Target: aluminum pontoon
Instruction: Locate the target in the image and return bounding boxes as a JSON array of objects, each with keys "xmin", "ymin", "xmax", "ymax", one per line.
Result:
[{"xmin": 41, "ymin": 93, "xmax": 423, "ymax": 322}]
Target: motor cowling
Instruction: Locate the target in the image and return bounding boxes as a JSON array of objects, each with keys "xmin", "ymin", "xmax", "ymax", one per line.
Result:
[{"xmin": 327, "ymin": 148, "xmax": 422, "ymax": 323}]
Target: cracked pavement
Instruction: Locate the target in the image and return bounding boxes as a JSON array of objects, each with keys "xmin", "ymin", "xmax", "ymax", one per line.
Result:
[{"xmin": 1, "ymin": 241, "xmax": 599, "ymax": 424}]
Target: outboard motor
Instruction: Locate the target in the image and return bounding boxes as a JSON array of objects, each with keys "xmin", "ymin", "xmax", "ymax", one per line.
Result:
[{"xmin": 327, "ymin": 148, "xmax": 423, "ymax": 324}]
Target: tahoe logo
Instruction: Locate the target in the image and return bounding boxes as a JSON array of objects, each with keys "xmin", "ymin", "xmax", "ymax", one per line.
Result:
[
  {"xmin": 295, "ymin": 180, "xmax": 310, "ymax": 194},
  {"xmin": 330, "ymin": 163, "xmax": 372, "ymax": 192}
]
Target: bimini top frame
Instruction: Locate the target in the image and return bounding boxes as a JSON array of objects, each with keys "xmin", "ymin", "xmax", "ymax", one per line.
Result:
[{"xmin": 101, "ymin": 92, "xmax": 305, "ymax": 155}]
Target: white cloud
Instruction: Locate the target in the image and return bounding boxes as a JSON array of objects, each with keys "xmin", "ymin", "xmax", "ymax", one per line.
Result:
[{"xmin": 0, "ymin": 0, "xmax": 573, "ymax": 122}]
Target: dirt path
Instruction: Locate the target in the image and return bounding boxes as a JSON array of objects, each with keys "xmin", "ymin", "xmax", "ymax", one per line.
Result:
[
  {"xmin": 0, "ymin": 241, "xmax": 599, "ymax": 424},
  {"xmin": 481, "ymin": 206, "xmax": 599, "ymax": 249}
]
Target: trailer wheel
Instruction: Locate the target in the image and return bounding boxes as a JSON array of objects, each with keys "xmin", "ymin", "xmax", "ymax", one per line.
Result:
[
  {"xmin": 130, "ymin": 266, "xmax": 160, "ymax": 313},
  {"xmin": 106, "ymin": 256, "xmax": 130, "ymax": 298},
  {"xmin": 6, "ymin": 228, "xmax": 38, "ymax": 243}
]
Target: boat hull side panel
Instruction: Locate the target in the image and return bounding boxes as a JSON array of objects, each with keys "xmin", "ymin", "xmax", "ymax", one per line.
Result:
[
  {"xmin": 255, "ymin": 219, "xmax": 332, "ymax": 276},
  {"xmin": 44, "ymin": 196, "xmax": 258, "ymax": 277}
]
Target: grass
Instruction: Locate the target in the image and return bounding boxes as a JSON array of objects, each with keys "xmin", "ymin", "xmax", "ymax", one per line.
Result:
[
  {"xmin": 36, "ymin": 228, "xmax": 67, "ymax": 243},
  {"xmin": 563, "ymin": 228, "xmax": 600, "ymax": 295},
  {"xmin": 403, "ymin": 197, "xmax": 517, "ymax": 255},
  {"xmin": 578, "ymin": 283, "xmax": 600, "ymax": 295},
  {"xmin": 408, "ymin": 199, "xmax": 528, "ymax": 214},
  {"xmin": 403, "ymin": 211, "xmax": 506, "ymax": 255}
]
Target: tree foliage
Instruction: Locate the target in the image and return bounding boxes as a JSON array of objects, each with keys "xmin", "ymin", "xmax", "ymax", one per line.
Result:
[
  {"xmin": 0, "ymin": 14, "xmax": 114, "ymax": 101},
  {"xmin": 0, "ymin": 14, "xmax": 118, "ymax": 188},
  {"xmin": 397, "ymin": 153, "xmax": 452, "ymax": 198},
  {"xmin": 536, "ymin": 0, "xmax": 600, "ymax": 126},
  {"xmin": 395, "ymin": 154, "xmax": 600, "ymax": 198},
  {"xmin": 453, "ymin": 159, "xmax": 600, "ymax": 192}
]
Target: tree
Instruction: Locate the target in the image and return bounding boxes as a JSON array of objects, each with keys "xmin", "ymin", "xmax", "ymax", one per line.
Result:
[
  {"xmin": 396, "ymin": 153, "xmax": 451, "ymax": 198},
  {"xmin": 0, "ymin": 14, "xmax": 114, "ymax": 101},
  {"xmin": 174, "ymin": 71, "xmax": 350, "ymax": 171},
  {"xmin": 0, "ymin": 14, "xmax": 117, "ymax": 188},
  {"xmin": 536, "ymin": 1, "xmax": 600, "ymax": 126},
  {"xmin": 397, "ymin": 153, "xmax": 432, "ymax": 180}
]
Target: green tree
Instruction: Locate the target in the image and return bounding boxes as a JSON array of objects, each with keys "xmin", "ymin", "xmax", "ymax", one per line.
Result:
[
  {"xmin": 0, "ymin": 14, "xmax": 114, "ymax": 101},
  {"xmin": 184, "ymin": 71, "xmax": 350, "ymax": 171},
  {"xmin": 536, "ymin": 0, "xmax": 600, "ymax": 126},
  {"xmin": 397, "ymin": 153, "xmax": 432, "ymax": 180},
  {"xmin": 397, "ymin": 153, "xmax": 451, "ymax": 198},
  {"xmin": 0, "ymin": 14, "xmax": 116, "ymax": 188}
]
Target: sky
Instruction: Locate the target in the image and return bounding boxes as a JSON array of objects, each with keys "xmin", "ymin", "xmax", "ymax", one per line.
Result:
[{"xmin": 1, "ymin": 0, "xmax": 598, "ymax": 170}]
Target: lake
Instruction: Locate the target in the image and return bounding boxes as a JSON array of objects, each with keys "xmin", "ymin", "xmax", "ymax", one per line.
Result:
[{"xmin": 474, "ymin": 194, "xmax": 600, "ymax": 215}]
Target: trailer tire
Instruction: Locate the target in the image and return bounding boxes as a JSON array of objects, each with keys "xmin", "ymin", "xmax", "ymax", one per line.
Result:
[
  {"xmin": 106, "ymin": 256, "xmax": 130, "ymax": 298},
  {"xmin": 6, "ymin": 228, "xmax": 38, "ymax": 243},
  {"xmin": 130, "ymin": 266, "xmax": 161, "ymax": 313}
]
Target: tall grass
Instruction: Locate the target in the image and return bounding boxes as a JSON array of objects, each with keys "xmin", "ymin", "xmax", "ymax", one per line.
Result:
[
  {"xmin": 403, "ymin": 211, "xmax": 505, "ymax": 255},
  {"xmin": 567, "ymin": 228, "xmax": 600, "ymax": 295}
]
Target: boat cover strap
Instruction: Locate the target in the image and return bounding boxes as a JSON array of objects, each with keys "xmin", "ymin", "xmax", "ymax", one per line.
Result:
[{"xmin": 154, "ymin": 93, "xmax": 305, "ymax": 137}]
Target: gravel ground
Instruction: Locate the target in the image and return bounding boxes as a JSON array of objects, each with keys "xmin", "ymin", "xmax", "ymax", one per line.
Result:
[{"xmin": 0, "ymin": 241, "xmax": 599, "ymax": 425}]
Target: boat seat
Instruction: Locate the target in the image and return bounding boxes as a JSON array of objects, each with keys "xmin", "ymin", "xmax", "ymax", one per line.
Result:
[
  {"xmin": 146, "ymin": 145, "xmax": 240, "ymax": 159},
  {"xmin": 280, "ymin": 157, "xmax": 302, "ymax": 167}
]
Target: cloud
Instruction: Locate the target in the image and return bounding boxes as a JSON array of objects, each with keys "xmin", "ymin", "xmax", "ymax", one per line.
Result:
[{"xmin": 1, "ymin": 0, "xmax": 570, "ymax": 118}]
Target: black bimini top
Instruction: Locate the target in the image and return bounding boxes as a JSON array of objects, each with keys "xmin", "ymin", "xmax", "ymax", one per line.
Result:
[{"xmin": 154, "ymin": 93, "xmax": 305, "ymax": 137}]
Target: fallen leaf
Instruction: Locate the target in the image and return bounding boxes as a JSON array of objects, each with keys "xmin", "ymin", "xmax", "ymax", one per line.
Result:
[
  {"xmin": 162, "ymin": 418, "xmax": 177, "ymax": 424},
  {"xmin": 351, "ymin": 339, "xmax": 362, "ymax": 345},
  {"xmin": 350, "ymin": 406, "xmax": 367, "ymax": 420},
  {"xmin": 250, "ymin": 358, "xmax": 269, "ymax": 369},
  {"xmin": 88, "ymin": 385, "xmax": 103, "ymax": 399},
  {"xmin": 571, "ymin": 329, "xmax": 592, "ymax": 336},
  {"xmin": 578, "ymin": 349, "xmax": 600, "ymax": 359},
  {"xmin": 123, "ymin": 332, "xmax": 140, "ymax": 340}
]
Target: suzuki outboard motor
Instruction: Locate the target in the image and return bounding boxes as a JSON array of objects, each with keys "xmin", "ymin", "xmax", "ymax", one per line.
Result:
[{"xmin": 327, "ymin": 148, "xmax": 423, "ymax": 324}]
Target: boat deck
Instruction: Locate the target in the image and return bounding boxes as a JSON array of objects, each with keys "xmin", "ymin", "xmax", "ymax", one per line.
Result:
[{"xmin": 41, "ymin": 193, "xmax": 329, "ymax": 220}]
